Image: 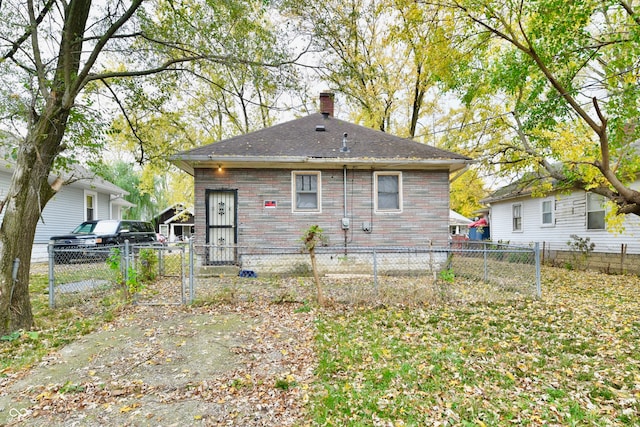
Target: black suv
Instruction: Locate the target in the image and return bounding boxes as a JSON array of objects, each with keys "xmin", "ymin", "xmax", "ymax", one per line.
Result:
[{"xmin": 50, "ymin": 219, "xmax": 158, "ymax": 262}]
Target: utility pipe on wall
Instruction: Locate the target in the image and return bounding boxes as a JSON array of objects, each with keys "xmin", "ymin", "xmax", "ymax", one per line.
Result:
[
  {"xmin": 343, "ymin": 165, "xmax": 349, "ymax": 253},
  {"xmin": 343, "ymin": 165, "xmax": 348, "ymax": 219}
]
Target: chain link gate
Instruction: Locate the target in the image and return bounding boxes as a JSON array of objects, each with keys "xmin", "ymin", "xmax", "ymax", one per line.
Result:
[
  {"xmin": 127, "ymin": 243, "xmax": 188, "ymax": 306},
  {"xmin": 48, "ymin": 241, "xmax": 189, "ymax": 308}
]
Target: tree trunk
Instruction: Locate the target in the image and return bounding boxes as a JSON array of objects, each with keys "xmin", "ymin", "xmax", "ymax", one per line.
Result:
[
  {"xmin": 0, "ymin": 0, "xmax": 91, "ymax": 335},
  {"xmin": 409, "ymin": 64, "xmax": 425, "ymax": 138},
  {"xmin": 0, "ymin": 118, "xmax": 66, "ymax": 334}
]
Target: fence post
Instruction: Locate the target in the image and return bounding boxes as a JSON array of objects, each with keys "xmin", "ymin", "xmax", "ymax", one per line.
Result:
[
  {"xmin": 373, "ymin": 248, "xmax": 378, "ymax": 291},
  {"xmin": 189, "ymin": 239, "xmax": 195, "ymax": 303},
  {"xmin": 535, "ymin": 242, "xmax": 541, "ymax": 299},
  {"xmin": 124, "ymin": 240, "xmax": 130, "ymax": 291},
  {"xmin": 158, "ymin": 244, "xmax": 165, "ymax": 276},
  {"xmin": 483, "ymin": 242, "xmax": 488, "ymax": 282},
  {"xmin": 48, "ymin": 243, "xmax": 55, "ymax": 308},
  {"xmin": 180, "ymin": 245, "xmax": 186, "ymax": 304}
]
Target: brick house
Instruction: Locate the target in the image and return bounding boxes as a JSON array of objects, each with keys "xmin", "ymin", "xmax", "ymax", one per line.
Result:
[{"xmin": 171, "ymin": 93, "xmax": 470, "ymax": 265}]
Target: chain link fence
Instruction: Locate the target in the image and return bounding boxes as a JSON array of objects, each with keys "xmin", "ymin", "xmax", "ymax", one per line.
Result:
[
  {"xmin": 48, "ymin": 242, "xmax": 187, "ymax": 308},
  {"xmin": 190, "ymin": 242, "xmax": 541, "ymax": 306},
  {"xmin": 47, "ymin": 240, "xmax": 540, "ymax": 309},
  {"xmin": 447, "ymin": 240, "xmax": 541, "ymax": 297}
]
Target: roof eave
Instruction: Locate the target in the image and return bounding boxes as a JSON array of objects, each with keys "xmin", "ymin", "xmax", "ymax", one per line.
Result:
[
  {"xmin": 71, "ymin": 178, "xmax": 130, "ymax": 196},
  {"xmin": 1, "ymin": 158, "xmax": 129, "ymax": 196},
  {"xmin": 164, "ymin": 208, "xmax": 195, "ymax": 224},
  {"xmin": 481, "ymin": 190, "xmax": 534, "ymax": 205},
  {"xmin": 171, "ymin": 155, "xmax": 470, "ymax": 175},
  {"xmin": 110, "ymin": 197, "xmax": 136, "ymax": 208}
]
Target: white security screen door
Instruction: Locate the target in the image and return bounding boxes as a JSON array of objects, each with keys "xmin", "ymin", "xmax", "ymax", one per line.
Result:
[{"xmin": 206, "ymin": 190, "xmax": 237, "ymax": 263}]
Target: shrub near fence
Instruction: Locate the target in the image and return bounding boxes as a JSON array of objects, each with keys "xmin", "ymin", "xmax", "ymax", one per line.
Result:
[{"xmin": 190, "ymin": 242, "xmax": 541, "ymax": 306}]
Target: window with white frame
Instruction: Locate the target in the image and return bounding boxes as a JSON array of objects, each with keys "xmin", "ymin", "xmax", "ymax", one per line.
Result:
[
  {"xmin": 292, "ymin": 171, "xmax": 321, "ymax": 212},
  {"xmin": 541, "ymin": 199, "xmax": 554, "ymax": 226},
  {"xmin": 374, "ymin": 171, "xmax": 402, "ymax": 212},
  {"xmin": 512, "ymin": 203, "xmax": 522, "ymax": 231},
  {"xmin": 85, "ymin": 190, "xmax": 97, "ymax": 221},
  {"xmin": 586, "ymin": 192, "xmax": 605, "ymax": 230}
]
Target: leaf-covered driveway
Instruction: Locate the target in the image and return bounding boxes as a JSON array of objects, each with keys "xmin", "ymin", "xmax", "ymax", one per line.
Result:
[{"xmin": 0, "ymin": 302, "xmax": 316, "ymax": 426}]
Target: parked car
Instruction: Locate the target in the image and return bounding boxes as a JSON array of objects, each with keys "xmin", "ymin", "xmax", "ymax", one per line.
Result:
[{"xmin": 50, "ymin": 219, "xmax": 158, "ymax": 262}]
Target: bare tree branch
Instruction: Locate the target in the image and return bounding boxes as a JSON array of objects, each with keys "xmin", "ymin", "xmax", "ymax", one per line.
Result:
[
  {"xmin": 83, "ymin": 51, "xmax": 304, "ymax": 84},
  {"xmin": 100, "ymin": 79, "xmax": 146, "ymax": 164},
  {"xmin": 1, "ymin": 0, "xmax": 56, "ymax": 61},
  {"xmin": 619, "ymin": 0, "xmax": 640, "ymax": 26},
  {"xmin": 74, "ymin": 0, "xmax": 146, "ymax": 100},
  {"xmin": 27, "ymin": 0, "xmax": 50, "ymax": 100}
]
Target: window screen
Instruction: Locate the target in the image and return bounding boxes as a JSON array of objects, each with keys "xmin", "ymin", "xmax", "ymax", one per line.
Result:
[
  {"xmin": 294, "ymin": 173, "xmax": 319, "ymax": 211},
  {"xmin": 513, "ymin": 204, "xmax": 522, "ymax": 231},
  {"xmin": 86, "ymin": 193, "xmax": 95, "ymax": 221},
  {"xmin": 542, "ymin": 200, "xmax": 553, "ymax": 225},
  {"xmin": 377, "ymin": 174, "xmax": 400, "ymax": 210},
  {"xmin": 587, "ymin": 193, "xmax": 605, "ymax": 230}
]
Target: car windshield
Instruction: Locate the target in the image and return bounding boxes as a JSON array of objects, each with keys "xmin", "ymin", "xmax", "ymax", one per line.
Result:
[{"xmin": 72, "ymin": 221, "xmax": 118, "ymax": 235}]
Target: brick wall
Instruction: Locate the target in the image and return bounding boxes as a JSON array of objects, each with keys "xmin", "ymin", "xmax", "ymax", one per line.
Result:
[{"xmin": 193, "ymin": 167, "xmax": 450, "ymax": 249}]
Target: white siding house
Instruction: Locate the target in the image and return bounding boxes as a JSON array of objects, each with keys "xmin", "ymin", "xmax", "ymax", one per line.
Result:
[
  {"xmin": 0, "ymin": 158, "xmax": 134, "ymax": 262},
  {"xmin": 483, "ymin": 181, "xmax": 640, "ymax": 255},
  {"xmin": 449, "ymin": 210, "xmax": 472, "ymax": 236}
]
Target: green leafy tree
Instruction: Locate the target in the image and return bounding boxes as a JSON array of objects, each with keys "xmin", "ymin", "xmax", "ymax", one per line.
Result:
[
  {"xmin": 0, "ymin": 0, "xmax": 296, "ymax": 334},
  {"xmin": 106, "ymin": 112, "xmax": 196, "ymax": 215},
  {"xmin": 90, "ymin": 160, "xmax": 157, "ymax": 220},
  {"xmin": 445, "ymin": 0, "xmax": 640, "ymax": 216},
  {"xmin": 284, "ymin": 0, "xmax": 404, "ymax": 132},
  {"xmin": 283, "ymin": 0, "xmax": 462, "ymax": 138},
  {"xmin": 101, "ymin": 0, "xmax": 300, "ymax": 214},
  {"xmin": 388, "ymin": 0, "xmax": 461, "ymax": 138},
  {"xmin": 450, "ymin": 169, "xmax": 489, "ymax": 218}
]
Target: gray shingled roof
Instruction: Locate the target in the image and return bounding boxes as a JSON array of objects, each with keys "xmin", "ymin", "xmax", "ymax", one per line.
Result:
[{"xmin": 172, "ymin": 113, "xmax": 471, "ymax": 174}]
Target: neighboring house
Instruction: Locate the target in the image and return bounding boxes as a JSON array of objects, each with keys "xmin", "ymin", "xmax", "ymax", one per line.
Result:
[
  {"xmin": 482, "ymin": 180, "xmax": 640, "ymax": 271},
  {"xmin": 152, "ymin": 203, "xmax": 194, "ymax": 242},
  {"xmin": 449, "ymin": 210, "xmax": 472, "ymax": 237},
  {"xmin": 0, "ymin": 156, "xmax": 134, "ymax": 262},
  {"xmin": 171, "ymin": 92, "xmax": 471, "ymax": 265}
]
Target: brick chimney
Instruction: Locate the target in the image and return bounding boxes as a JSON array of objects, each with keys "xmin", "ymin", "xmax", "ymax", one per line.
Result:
[{"xmin": 319, "ymin": 92, "xmax": 334, "ymax": 117}]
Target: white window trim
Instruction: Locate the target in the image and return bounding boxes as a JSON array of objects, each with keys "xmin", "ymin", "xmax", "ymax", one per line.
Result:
[
  {"xmin": 291, "ymin": 171, "xmax": 322, "ymax": 213},
  {"xmin": 541, "ymin": 198, "xmax": 555, "ymax": 227},
  {"xmin": 84, "ymin": 190, "xmax": 98, "ymax": 221},
  {"xmin": 374, "ymin": 171, "xmax": 403, "ymax": 213},
  {"xmin": 512, "ymin": 203, "xmax": 523, "ymax": 232}
]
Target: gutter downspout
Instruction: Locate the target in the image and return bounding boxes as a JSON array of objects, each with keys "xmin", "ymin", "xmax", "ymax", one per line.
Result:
[{"xmin": 343, "ymin": 165, "xmax": 348, "ymax": 254}]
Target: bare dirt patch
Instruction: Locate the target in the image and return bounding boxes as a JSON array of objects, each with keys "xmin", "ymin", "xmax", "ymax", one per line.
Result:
[{"xmin": 0, "ymin": 301, "xmax": 316, "ymax": 426}]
